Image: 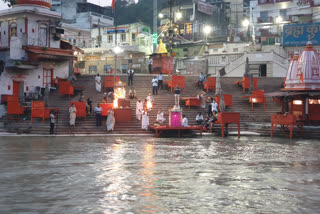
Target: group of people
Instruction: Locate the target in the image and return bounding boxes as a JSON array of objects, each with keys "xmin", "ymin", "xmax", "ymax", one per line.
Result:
[{"xmin": 195, "ymin": 112, "xmax": 218, "ymax": 132}]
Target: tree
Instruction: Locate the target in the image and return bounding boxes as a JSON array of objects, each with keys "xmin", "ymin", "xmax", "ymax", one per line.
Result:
[{"xmin": 2, "ymin": 0, "xmax": 16, "ymax": 7}]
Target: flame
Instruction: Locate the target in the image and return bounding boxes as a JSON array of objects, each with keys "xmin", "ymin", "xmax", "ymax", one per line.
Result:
[
  {"xmin": 113, "ymin": 99, "xmax": 118, "ymax": 108},
  {"xmin": 147, "ymin": 101, "xmax": 153, "ymax": 109}
]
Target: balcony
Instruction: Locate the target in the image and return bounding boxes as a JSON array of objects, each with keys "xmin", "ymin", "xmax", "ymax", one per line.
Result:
[
  {"xmin": 275, "ymin": 0, "xmax": 292, "ymax": 2},
  {"xmin": 258, "ymin": 0, "xmax": 274, "ymax": 5},
  {"xmin": 257, "ymin": 17, "xmax": 273, "ymax": 23}
]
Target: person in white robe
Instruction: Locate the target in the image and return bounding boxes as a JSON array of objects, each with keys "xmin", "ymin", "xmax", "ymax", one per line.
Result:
[
  {"xmin": 95, "ymin": 73, "xmax": 101, "ymax": 92},
  {"xmin": 106, "ymin": 109, "xmax": 115, "ymax": 131},
  {"xmin": 69, "ymin": 104, "xmax": 77, "ymax": 126},
  {"xmin": 181, "ymin": 114, "xmax": 188, "ymax": 127},
  {"xmin": 136, "ymin": 100, "xmax": 144, "ymax": 121},
  {"xmin": 156, "ymin": 110, "xmax": 166, "ymax": 124},
  {"xmin": 141, "ymin": 109, "xmax": 149, "ymax": 130}
]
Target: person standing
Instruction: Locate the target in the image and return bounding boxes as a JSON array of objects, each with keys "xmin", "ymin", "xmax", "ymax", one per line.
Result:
[
  {"xmin": 136, "ymin": 100, "xmax": 144, "ymax": 121},
  {"xmin": 95, "ymin": 73, "xmax": 102, "ymax": 92},
  {"xmin": 196, "ymin": 112, "xmax": 204, "ymax": 125},
  {"xmin": 174, "ymin": 85, "xmax": 181, "ymax": 105},
  {"xmin": 87, "ymin": 97, "xmax": 92, "ymax": 114},
  {"xmin": 200, "ymin": 90, "xmax": 206, "ymax": 109},
  {"xmin": 141, "ymin": 108, "xmax": 149, "ymax": 130},
  {"xmin": 95, "ymin": 104, "xmax": 103, "ymax": 126},
  {"xmin": 69, "ymin": 104, "xmax": 77, "ymax": 126},
  {"xmin": 152, "ymin": 76, "xmax": 158, "ymax": 95},
  {"xmin": 181, "ymin": 114, "xmax": 188, "ymax": 127},
  {"xmin": 157, "ymin": 72, "xmax": 163, "ymax": 90},
  {"xmin": 211, "ymin": 99, "xmax": 218, "ymax": 115},
  {"xmin": 49, "ymin": 111, "xmax": 56, "ymax": 134},
  {"xmin": 106, "ymin": 108, "xmax": 115, "ymax": 132},
  {"xmin": 148, "ymin": 57, "xmax": 153, "ymax": 74},
  {"xmin": 127, "ymin": 68, "xmax": 134, "ymax": 86}
]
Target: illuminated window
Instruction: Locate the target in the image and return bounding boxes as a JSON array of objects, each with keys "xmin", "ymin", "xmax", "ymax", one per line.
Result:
[
  {"xmin": 309, "ymin": 99, "xmax": 320, "ymax": 104},
  {"xmin": 293, "ymin": 100, "xmax": 303, "ymax": 105}
]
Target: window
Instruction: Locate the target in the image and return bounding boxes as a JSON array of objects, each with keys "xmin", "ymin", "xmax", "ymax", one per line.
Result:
[
  {"xmin": 132, "ymin": 33, "xmax": 136, "ymax": 42},
  {"xmin": 39, "ymin": 24, "xmax": 48, "ymax": 47},
  {"xmin": 89, "ymin": 65, "xmax": 97, "ymax": 74},
  {"xmin": 186, "ymin": 23, "xmax": 192, "ymax": 34},
  {"xmin": 73, "ymin": 39, "xmax": 76, "ymax": 45},
  {"xmin": 121, "ymin": 34, "xmax": 126, "ymax": 42},
  {"xmin": 280, "ymin": 9, "xmax": 287, "ymax": 20},
  {"xmin": 82, "ymin": 40, "xmax": 86, "ymax": 48},
  {"xmin": 108, "ymin": 35, "xmax": 113, "ymax": 43},
  {"xmin": 43, "ymin": 68, "xmax": 53, "ymax": 87}
]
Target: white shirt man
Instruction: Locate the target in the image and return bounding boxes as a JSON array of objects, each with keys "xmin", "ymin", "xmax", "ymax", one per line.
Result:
[
  {"xmin": 95, "ymin": 74, "xmax": 101, "ymax": 92},
  {"xmin": 181, "ymin": 115, "xmax": 188, "ymax": 127},
  {"xmin": 211, "ymin": 100, "xmax": 218, "ymax": 113},
  {"xmin": 156, "ymin": 111, "xmax": 166, "ymax": 123}
]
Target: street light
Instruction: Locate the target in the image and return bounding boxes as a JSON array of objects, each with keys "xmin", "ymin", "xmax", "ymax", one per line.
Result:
[
  {"xmin": 176, "ymin": 11, "xmax": 182, "ymax": 20},
  {"xmin": 113, "ymin": 46, "xmax": 123, "ymax": 54},
  {"xmin": 242, "ymin": 19, "xmax": 249, "ymax": 28},
  {"xmin": 276, "ymin": 16, "xmax": 283, "ymax": 24},
  {"xmin": 159, "ymin": 13, "xmax": 164, "ymax": 19},
  {"xmin": 203, "ymin": 25, "xmax": 212, "ymax": 36}
]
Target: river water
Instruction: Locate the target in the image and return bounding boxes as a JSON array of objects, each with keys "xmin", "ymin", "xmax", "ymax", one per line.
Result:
[{"xmin": 0, "ymin": 136, "xmax": 319, "ymax": 214}]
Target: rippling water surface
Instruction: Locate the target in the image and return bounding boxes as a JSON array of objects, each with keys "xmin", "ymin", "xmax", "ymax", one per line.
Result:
[{"xmin": 0, "ymin": 136, "xmax": 319, "ymax": 214}]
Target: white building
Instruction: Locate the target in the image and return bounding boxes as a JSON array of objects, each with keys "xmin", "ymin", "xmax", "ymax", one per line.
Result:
[
  {"xmin": 62, "ymin": 23, "xmax": 91, "ymax": 48},
  {"xmin": 250, "ymin": 0, "xmax": 320, "ymax": 40},
  {"xmin": 0, "ymin": 0, "xmax": 75, "ymax": 102},
  {"xmin": 91, "ymin": 22, "xmax": 153, "ymax": 54}
]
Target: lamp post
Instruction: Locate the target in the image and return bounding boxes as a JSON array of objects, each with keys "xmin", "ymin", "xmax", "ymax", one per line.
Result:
[
  {"xmin": 276, "ymin": 16, "xmax": 283, "ymax": 38},
  {"xmin": 203, "ymin": 25, "xmax": 212, "ymax": 76},
  {"xmin": 113, "ymin": 46, "xmax": 123, "ymax": 84},
  {"xmin": 242, "ymin": 19, "xmax": 249, "ymax": 42}
]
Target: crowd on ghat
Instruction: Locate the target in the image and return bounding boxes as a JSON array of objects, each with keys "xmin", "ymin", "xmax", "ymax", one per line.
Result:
[{"xmin": 49, "ymin": 70, "xmax": 220, "ymax": 134}]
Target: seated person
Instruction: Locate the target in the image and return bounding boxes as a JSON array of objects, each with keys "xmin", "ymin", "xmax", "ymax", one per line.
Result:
[
  {"xmin": 196, "ymin": 112, "xmax": 204, "ymax": 125},
  {"xmin": 181, "ymin": 114, "xmax": 188, "ymax": 127},
  {"xmin": 146, "ymin": 93, "xmax": 154, "ymax": 103},
  {"xmin": 172, "ymin": 104, "xmax": 181, "ymax": 111},
  {"xmin": 107, "ymin": 91, "xmax": 114, "ymax": 102},
  {"xmin": 128, "ymin": 87, "xmax": 137, "ymax": 99},
  {"xmin": 156, "ymin": 110, "xmax": 166, "ymax": 124},
  {"xmin": 198, "ymin": 72, "xmax": 205, "ymax": 87},
  {"xmin": 102, "ymin": 93, "xmax": 108, "ymax": 103}
]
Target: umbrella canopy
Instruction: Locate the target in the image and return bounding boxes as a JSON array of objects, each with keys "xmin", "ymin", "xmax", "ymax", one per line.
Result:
[{"xmin": 219, "ymin": 91, "xmax": 226, "ymax": 112}]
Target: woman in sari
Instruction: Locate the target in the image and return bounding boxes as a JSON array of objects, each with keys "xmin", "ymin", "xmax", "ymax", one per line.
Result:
[
  {"xmin": 106, "ymin": 109, "xmax": 115, "ymax": 132},
  {"xmin": 69, "ymin": 104, "xmax": 77, "ymax": 126}
]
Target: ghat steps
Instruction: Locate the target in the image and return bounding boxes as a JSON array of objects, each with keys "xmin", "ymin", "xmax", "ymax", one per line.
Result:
[{"xmin": 2, "ymin": 75, "xmax": 318, "ymax": 138}]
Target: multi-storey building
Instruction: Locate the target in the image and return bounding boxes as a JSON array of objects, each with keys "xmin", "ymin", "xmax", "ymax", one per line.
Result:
[{"xmin": 0, "ymin": 0, "xmax": 76, "ymax": 101}]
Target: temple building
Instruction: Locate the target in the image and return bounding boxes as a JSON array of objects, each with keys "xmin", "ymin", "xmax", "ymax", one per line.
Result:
[
  {"xmin": 270, "ymin": 41, "xmax": 320, "ymax": 127},
  {"xmin": 0, "ymin": 0, "xmax": 76, "ymax": 103}
]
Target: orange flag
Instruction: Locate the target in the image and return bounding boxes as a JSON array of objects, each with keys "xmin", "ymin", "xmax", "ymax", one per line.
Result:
[
  {"xmin": 112, "ymin": 0, "xmax": 115, "ymax": 11},
  {"xmin": 300, "ymin": 72, "xmax": 304, "ymax": 83}
]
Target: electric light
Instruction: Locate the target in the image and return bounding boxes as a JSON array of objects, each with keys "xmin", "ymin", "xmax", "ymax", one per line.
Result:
[
  {"xmin": 242, "ymin": 19, "xmax": 249, "ymax": 28},
  {"xmin": 252, "ymin": 98, "xmax": 257, "ymax": 103},
  {"xmin": 276, "ymin": 16, "xmax": 283, "ymax": 24},
  {"xmin": 203, "ymin": 25, "xmax": 212, "ymax": 35},
  {"xmin": 159, "ymin": 13, "xmax": 164, "ymax": 19},
  {"xmin": 113, "ymin": 46, "xmax": 123, "ymax": 54},
  {"xmin": 293, "ymin": 100, "xmax": 303, "ymax": 105},
  {"xmin": 176, "ymin": 12, "xmax": 182, "ymax": 20}
]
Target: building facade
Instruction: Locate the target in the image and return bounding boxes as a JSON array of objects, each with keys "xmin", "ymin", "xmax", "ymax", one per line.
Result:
[{"xmin": 0, "ymin": 0, "xmax": 75, "ymax": 102}]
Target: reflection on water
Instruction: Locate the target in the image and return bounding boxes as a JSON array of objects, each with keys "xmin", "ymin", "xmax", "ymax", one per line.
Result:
[{"xmin": 0, "ymin": 136, "xmax": 320, "ymax": 213}]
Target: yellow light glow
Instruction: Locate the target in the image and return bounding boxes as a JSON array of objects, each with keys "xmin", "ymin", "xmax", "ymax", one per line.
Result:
[
  {"xmin": 113, "ymin": 99, "xmax": 118, "ymax": 108},
  {"xmin": 309, "ymin": 99, "xmax": 320, "ymax": 104},
  {"xmin": 147, "ymin": 101, "xmax": 153, "ymax": 109},
  {"xmin": 252, "ymin": 98, "xmax": 257, "ymax": 103},
  {"xmin": 293, "ymin": 100, "xmax": 303, "ymax": 105}
]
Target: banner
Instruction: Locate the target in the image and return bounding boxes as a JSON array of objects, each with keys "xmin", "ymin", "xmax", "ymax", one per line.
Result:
[{"xmin": 283, "ymin": 23, "xmax": 320, "ymax": 47}]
